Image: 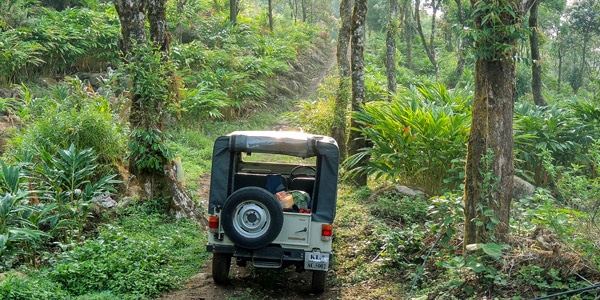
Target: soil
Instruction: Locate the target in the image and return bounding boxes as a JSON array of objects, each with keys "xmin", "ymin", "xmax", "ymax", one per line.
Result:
[{"xmin": 158, "ymin": 40, "xmax": 342, "ymax": 300}]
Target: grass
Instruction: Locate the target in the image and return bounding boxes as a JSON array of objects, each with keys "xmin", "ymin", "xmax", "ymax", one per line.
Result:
[{"xmin": 332, "ymin": 185, "xmax": 409, "ymax": 299}]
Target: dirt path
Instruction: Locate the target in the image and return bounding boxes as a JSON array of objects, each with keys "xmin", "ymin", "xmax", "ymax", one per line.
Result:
[
  {"xmin": 159, "ymin": 41, "xmax": 339, "ymax": 300},
  {"xmin": 158, "ymin": 257, "xmax": 341, "ymax": 300}
]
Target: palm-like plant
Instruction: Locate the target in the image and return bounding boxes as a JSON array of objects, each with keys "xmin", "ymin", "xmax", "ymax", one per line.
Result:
[
  {"xmin": 0, "ymin": 161, "xmax": 48, "ymax": 269},
  {"xmin": 36, "ymin": 144, "xmax": 119, "ymax": 242},
  {"xmin": 346, "ymin": 84, "xmax": 472, "ymax": 195},
  {"xmin": 514, "ymin": 100, "xmax": 596, "ymax": 185}
]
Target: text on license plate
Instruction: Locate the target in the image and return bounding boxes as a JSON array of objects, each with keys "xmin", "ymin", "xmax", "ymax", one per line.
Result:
[{"xmin": 304, "ymin": 252, "xmax": 329, "ymax": 271}]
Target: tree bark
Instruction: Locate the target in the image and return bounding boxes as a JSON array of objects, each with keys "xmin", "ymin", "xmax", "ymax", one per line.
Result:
[
  {"xmin": 148, "ymin": 0, "xmax": 169, "ymax": 53},
  {"xmin": 114, "ymin": 0, "xmax": 147, "ymax": 56},
  {"xmin": 463, "ymin": 0, "xmax": 536, "ymax": 246},
  {"xmin": 464, "ymin": 59, "xmax": 515, "ymax": 245},
  {"xmin": 348, "ymin": 0, "xmax": 368, "ymax": 187},
  {"xmin": 385, "ymin": 0, "xmax": 398, "ymax": 97},
  {"xmin": 331, "ymin": 0, "xmax": 353, "ymax": 161},
  {"xmin": 268, "ymin": 0, "xmax": 273, "ymax": 31},
  {"xmin": 230, "ymin": 0, "xmax": 238, "ymax": 24},
  {"xmin": 529, "ymin": 0, "xmax": 547, "ymax": 106},
  {"xmin": 114, "ymin": 0, "xmax": 195, "ymax": 218}
]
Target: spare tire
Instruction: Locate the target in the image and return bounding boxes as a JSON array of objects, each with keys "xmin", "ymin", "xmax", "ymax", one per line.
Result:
[{"xmin": 221, "ymin": 187, "xmax": 284, "ymax": 249}]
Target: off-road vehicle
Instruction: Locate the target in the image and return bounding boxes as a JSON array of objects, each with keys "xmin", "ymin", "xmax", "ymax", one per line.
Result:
[{"xmin": 206, "ymin": 131, "xmax": 339, "ymax": 292}]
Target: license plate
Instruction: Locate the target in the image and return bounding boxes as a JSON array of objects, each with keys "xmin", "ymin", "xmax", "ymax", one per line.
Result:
[{"xmin": 304, "ymin": 252, "xmax": 329, "ymax": 271}]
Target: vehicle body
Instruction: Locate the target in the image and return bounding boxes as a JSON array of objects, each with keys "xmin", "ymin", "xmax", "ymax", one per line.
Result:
[{"xmin": 206, "ymin": 131, "xmax": 339, "ymax": 292}]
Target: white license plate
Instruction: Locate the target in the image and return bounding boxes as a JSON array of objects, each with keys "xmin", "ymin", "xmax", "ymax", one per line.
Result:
[{"xmin": 304, "ymin": 252, "xmax": 329, "ymax": 271}]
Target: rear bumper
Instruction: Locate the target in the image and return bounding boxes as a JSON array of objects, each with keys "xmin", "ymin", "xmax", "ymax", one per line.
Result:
[
  {"xmin": 207, "ymin": 244, "xmax": 306, "ymax": 262},
  {"xmin": 207, "ymin": 244, "xmax": 332, "ymax": 270}
]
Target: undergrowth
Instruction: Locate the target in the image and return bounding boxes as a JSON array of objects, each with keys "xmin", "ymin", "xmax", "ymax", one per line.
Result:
[{"xmin": 0, "ymin": 202, "xmax": 207, "ymax": 300}]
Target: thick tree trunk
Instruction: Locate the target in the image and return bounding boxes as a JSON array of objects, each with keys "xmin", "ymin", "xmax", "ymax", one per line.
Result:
[
  {"xmin": 529, "ymin": 0, "xmax": 547, "ymax": 106},
  {"xmin": 385, "ymin": 0, "xmax": 398, "ymax": 96},
  {"xmin": 114, "ymin": 0, "xmax": 195, "ymax": 218},
  {"xmin": 463, "ymin": 0, "xmax": 537, "ymax": 246},
  {"xmin": 331, "ymin": 0, "xmax": 352, "ymax": 161},
  {"xmin": 114, "ymin": 0, "xmax": 147, "ymax": 56},
  {"xmin": 464, "ymin": 59, "xmax": 515, "ymax": 245},
  {"xmin": 148, "ymin": 0, "xmax": 169, "ymax": 53},
  {"xmin": 348, "ymin": 0, "xmax": 368, "ymax": 186}
]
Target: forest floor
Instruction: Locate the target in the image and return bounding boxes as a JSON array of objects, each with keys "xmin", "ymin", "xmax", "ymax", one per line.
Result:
[{"xmin": 158, "ymin": 41, "xmax": 348, "ymax": 300}]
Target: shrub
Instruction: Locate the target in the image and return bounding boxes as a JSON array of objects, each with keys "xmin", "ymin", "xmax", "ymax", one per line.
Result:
[
  {"xmin": 367, "ymin": 189, "xmax": 429, "ymax": 225},
  {"xmin": 8, "ymin": 79, "xmax": 126, "ymax": 173},
  {"xmin": 513, "ymin": 97, "xmax": 600, "ymax": 186},
  {"xmin": 48, "ymin": 213, "xmax": 207, "ymax": 298},
  {"xmin": 346, "ymin": 83, "xmax": 472, "ymax": 195},
  {"xmin": 0, "ymin": 271, "xmax": 69, "ymax": 300}
]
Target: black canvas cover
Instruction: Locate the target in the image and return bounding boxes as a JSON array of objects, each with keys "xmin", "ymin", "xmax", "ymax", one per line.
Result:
[{"xmin": 208, "ymin": 131, "xmax": 339, "ymax": 223}]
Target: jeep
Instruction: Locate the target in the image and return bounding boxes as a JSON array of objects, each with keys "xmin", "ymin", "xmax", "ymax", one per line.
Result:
[{"xmin": 206, "ymin": 131, "xmax": 339, "ymax": 293}]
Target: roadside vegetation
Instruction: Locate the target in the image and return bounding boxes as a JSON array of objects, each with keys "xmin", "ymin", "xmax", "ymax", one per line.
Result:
[{"xmin": 0, "ymin": 0, "xmax": 599, "ymax": 299}]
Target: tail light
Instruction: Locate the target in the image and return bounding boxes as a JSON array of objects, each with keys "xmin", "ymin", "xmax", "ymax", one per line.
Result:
[
  {"xmin": 208, "ymin": 215, "xmax": 219, "ymax": 233},
  {"xmin": 321, "ymin": 224, "xmax": 333, "ymax": 241}
]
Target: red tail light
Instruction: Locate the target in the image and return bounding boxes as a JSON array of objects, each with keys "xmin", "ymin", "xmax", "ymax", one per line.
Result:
[
  {"xmin": 209, "ymin": 216, "xmax": 219, "ymax": 233},
  {"xmin": 321, "ymin": 224, "xmax": 332, "ymax": 241}
]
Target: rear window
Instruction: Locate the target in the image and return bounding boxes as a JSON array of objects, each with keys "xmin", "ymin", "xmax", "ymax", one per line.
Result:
[{"xmin": 241, "ymin": 152, "xmax": 317, "ymax": 165}]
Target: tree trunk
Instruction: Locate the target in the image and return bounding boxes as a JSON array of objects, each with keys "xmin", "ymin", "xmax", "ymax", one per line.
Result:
[
  {"xmin": 114, "ymin": 0, "xmax": 196, "ymax": 218},
  {"xmin": 348, "ymin": 0, "xmax": 368, "ymax": 187},
  {"xmin": 230, "ymin": 0, "xmax": 238, "ymax": 24},
  {"xmin": 557, "ymin": 46, "xmax": 562, "ymax": 93},
  {"xmin": 301, "ymin": 0, "xmax": 307, "ymax": 22},
  {"xmin": 450, "ymin": 0, "xmax": 466, "ymax": 88},
  {"xmin": 176, "ymin": 0, "xmax": 186, "ymax": 43},
  {"xmin": 148, "ymin": 0, "xmax": 169, "ymax": 53},
  {"xmin": 268, "ymin": 0, "xmax": 273, "ymax": 31},
  {"xmin": 401, "ymin": 0, "xmax": 414, "ymax": 70},
  {"xmin": 464, "ymin": 59, "xmax": 515, "ymax": 246},
  {"xmin": 415, "ymin": 0, "xmax": 439, "ymax": 79},
  {"xmin": 114, "ymin": 0, "xmax": 147, "ymax": 56},
  {"xmin": 385, "ymin": 0, "xmax": 398, "ymax": 97},
  {"xmin": 331, "ymin": 0, "xmax": 353, "ymax": 161},
  {"xmin": 529, "ymin": 0, "xmax": 547, "ymax": 106},
  {"xmin": 463, "ymin": 0, "xmax": 536, "ymax": 246}
]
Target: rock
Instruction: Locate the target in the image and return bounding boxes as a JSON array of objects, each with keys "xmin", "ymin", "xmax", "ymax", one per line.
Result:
[
  {"xmin": 394, "ymin": 185, "xmax": 426, "ymax": 197},
  {"xmin": 513, "ymin": 176, "xmax": 536, "ymax": 200}
]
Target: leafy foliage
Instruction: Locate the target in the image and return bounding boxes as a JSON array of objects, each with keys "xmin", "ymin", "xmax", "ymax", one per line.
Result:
[
  {"xmin": 8, "ymin": 79, "xmax": 126, "ymax": 171},
  {"xmin": 48, "ymin": 212, "xmax": 206, "ymax": 298},
  {"xmin": 514, "ymin": 99, "xmax": 599, "ymax": 186},
  {"xmin": 0, "ymin": 3, "xmax": 120, "ymax": 85},
  {"xmin": 346, "ymin": 84, "xmax": 472, "ymax": 195}
]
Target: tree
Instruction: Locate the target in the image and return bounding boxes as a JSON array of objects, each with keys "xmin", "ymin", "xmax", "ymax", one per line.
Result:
[
  {"xmin": 451, "ymin": 0, "xmax": 468, "ymax": 88},
  {"xmin": 114, "ymin": 0, "xmax": 198, "ymax": 218},
  {"xmin": 415, "ymin": 0, "xmax": 441, "ymax": 79},
  {"xmin": 331, "ymin": 0, "xmax": 353, "ymax": 161},
  {"xmin": 400, "ymin": 0, "xmax": 415, "ymax": 70},
  {"xmin": 386, "ymin": 0, "xmax": 399, "ymax": 96},
  {"xmin": 268, "ymin": 0, "xmax": 274, "ymax": 31},
  {"xmin": 348, "ymin": 0, "xmax": 368, "ymax": 186},
  {"xmin": 230, "ymin": 0, "xmax": 239, "ymax": 24},
  {"xmin": 565, "ymin": 0, "xmax": 600, "ymax": 94},
  {"xmin": 463, "ymin": 0, "xmax": 536, "ymax": 246},
  {"xmin": 529, "ymin": 0, "xmax": 548, "ymax": 106}
]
